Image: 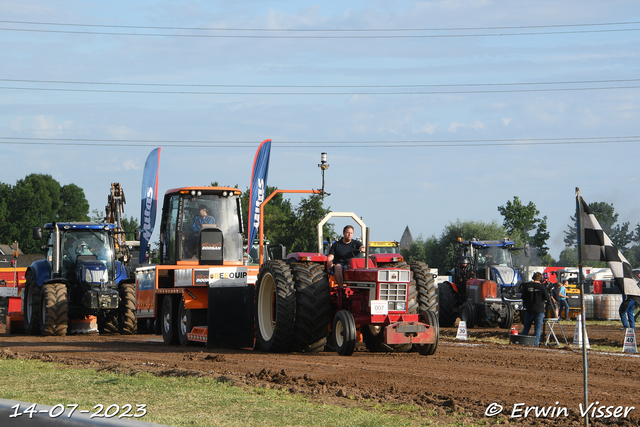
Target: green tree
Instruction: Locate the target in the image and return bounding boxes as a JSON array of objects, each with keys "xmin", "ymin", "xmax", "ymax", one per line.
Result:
[
  {"xmin": 18, "ymin": 174, "xmax": 62, "ymax": 223},
  {"xmin": 241, "ymin": 186, "xmax": 295, "ymax": 247},
  {"xmin": 557, "ymin": 246, "xmax": 606, "ymax": 268},
  {"xmin": 58, "ymin": 184, "xmax": 90, "ymax": 221},
  {"xmin": 8, "ymin": 181, "xmax": 41, "ymax": 253},
  {"xmin": 90, "ymin": 209, "xmax": 103, "ymax": 222},
  {"xmin": 289, "ymin": 195, "xmax": 333, "ymax": 253},
  {"xmin": 0, "ymin": 182, "xmax": 11, "ymax": 244},
  {"xmin": 122, "ymin": 216, "xmax": 140, "ymax": 241},
  {"xmin": 1, "ymin": 174, "xmax": 91, "ymax": 253},
  {"xmin": 497, "ymin": 196, "xmax": 550, "ymax": 258}
]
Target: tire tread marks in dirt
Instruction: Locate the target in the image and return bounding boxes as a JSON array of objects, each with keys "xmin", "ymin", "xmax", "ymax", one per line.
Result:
[
  {"xmin": 41, "ymin": 282, "xmax": 68, "ymax": 336},
  {"xmin": 409, "ymin": 261, "xmax": 438, "ymax": 314},
  {"xmin": 119, "ymin": 282, "xmax": 137, "ymax": 335},
  {"xmin": 289, "ymin": 262, "xmax": 330, "ymax": 353},
  {"xmin": 255, "ymin": 260, "xmax": 296, "ymax": 353},
  {"xmin": 438, "ymin": 281, "xmax": 459, "ymax": 327},
  {"xmin": 24, "ymin": 270, "xmax": 41, "ymax": 335}
]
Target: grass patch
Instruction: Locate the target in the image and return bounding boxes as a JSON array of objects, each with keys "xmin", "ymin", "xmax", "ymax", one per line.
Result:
[{"xmin": 0, "ymin": 358, "xmax": 449, "ymax": 426}]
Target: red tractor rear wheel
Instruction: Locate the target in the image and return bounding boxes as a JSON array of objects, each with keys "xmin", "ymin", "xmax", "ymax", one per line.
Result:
[
  {"xmin": 410, "ymin": 261, "xmax": 438, "ymax": 313},
  {"xmin": 289, "ymin": 262, "xmax": 330, "ymax": 353}
]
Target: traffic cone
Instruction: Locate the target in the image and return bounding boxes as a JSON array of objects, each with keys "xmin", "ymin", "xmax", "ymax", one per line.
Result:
[
  {"xmin": 573, "ymin": 314, "xmax": 590, "ymax": 349},
  {"xmin": 456, "ymin": 320, "xmax": 468, "ymax": 340},
  {"xmin": 623, "ymin": 328, "xmax": 637, "ymax": 354}
]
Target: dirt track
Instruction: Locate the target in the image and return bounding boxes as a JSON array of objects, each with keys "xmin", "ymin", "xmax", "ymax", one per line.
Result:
[{"xmin": 1, "ymin": 322, "xmax": 639, "ymax": 426}]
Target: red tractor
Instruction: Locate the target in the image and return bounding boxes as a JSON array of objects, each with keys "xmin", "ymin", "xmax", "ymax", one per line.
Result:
[{"xmin": 254, "ymin": 212, "xmax": 439, "ymax": 356}]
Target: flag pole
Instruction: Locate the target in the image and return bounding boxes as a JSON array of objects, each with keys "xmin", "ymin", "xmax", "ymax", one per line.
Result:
[{"xmin": 575, "ymin": 187, "xmax": 589, "ymax": 427}]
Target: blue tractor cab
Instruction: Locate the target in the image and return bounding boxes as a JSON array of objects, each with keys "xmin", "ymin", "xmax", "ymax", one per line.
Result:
[{"xmin": 23, "ymin": 222, "xmax": 134, "ymax": 336}]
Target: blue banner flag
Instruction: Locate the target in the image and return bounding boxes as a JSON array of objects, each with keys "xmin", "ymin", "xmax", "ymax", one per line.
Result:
[
  {"xmin": 247, "ymin": 139, "xmax": 271, "ymax": 253},
  {"xmin": 140, "ymin": 147, "xmax": 161, "ymax": 264}
]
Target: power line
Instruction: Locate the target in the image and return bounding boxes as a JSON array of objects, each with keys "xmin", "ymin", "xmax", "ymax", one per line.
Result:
[
  {"xmin": 1, "ymin": 26, "xmax": 640, "ymax": 39},
  {"xmin": 0, "ymin": 135, "xmax": 638, "ymax": 148},
  {"xmin": 1, "ymin": 77, "xmax": 639, "ymax": 89},
  {"xmin": 0, "ymin": 85, "xmax": 638, "ymax": 96},
  {"xmin": 1, "ymin": 19, "xmax": 638, "ymax": 32}
]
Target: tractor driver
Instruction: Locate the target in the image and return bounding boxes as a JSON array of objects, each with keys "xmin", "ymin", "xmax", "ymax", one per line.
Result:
[
  {"xmin": 192, "ymin": 205, "xmax": 215, "ymax": 232},
  {"xmin": 326, "ymin": 225, "xmax": 365, "ymax": 287}
]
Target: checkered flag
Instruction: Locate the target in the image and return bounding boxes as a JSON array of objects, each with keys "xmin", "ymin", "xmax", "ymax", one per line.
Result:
[{"xmin": 579, "ymin": 196, "xmax": 640, "ymax": 297}]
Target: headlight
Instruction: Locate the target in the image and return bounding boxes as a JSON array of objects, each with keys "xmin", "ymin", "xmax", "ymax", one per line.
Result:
[
  {"xmin": 396, "ymin": 302, "xmax": 406, "ymax": 311},
  {"xmin": 85, "ymin": 269, "xmax": 92, "ymax": 282}
]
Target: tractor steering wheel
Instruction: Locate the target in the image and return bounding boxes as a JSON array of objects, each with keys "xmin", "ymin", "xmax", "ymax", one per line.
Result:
[{"xmin": 75, "ymin": 242, "xmax": 90, "ymax": 255}]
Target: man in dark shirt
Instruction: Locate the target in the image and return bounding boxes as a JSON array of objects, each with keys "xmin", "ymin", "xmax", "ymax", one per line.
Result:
[
  {"xmin": 192, "ymin": 205, "xmax": 215, "ymax": 232},
  {"xmin": 327, "ymin": 225, "xmax": 365, "ymax": 286},
  {"xmin": 521, "ymin": 271, "xmax": 550, "ymax": 346}
]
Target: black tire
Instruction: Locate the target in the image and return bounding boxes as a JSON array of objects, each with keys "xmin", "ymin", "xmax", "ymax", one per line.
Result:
[
  {"xmin": 177, "ymin": 297, "xmax": 207, "ymax": 346},
  {"xmin": 289, "ymin": 262, "xmax": 331, "ymax": 353},
  {"xmin": 438, "ymin": 281, "xmax": 459, "ymax": 327},
  {"xmin": 119, "ymin": 282, "xmax": 137, "ymax": 335},
  {"xmin": 40, "ymin": 283, "xmax": 68, "ymax": 336},
  {"xmin": 24, "ymin": 270, "xmax": 41, "ymax": 335},
  {"xmin": 333, "ymin": 310, "xmax": 356, "ymax": 356},
  {"xmin": 416, "ymin": 310, "xmax": 439, "ymax": 356},
  {"xmin": 361, "ymin": 324, "xmax": 383, "ymax": 352},
  {"xmin": 255, "ymin": 260, "xmax": 296, "ymax": 352},
  {"xmin": 410, "ymin": 261, "xmax": 438, "ymax": 313},
  {"xmin": 98, "ymin": 311, "xmax": 119, "ymax": 334},
  {"xmin": 161, "ymin": 296, "xmax": 179, "ymax": 345},
  {"xmin": 137, "ymin": 318, "xmax": 155, "ymax": 334},
  {"xmin": 459, "ymin": 301, "xmax": 476, "ymax": 329},
  {"xmin": 499, "ymin": 303, "xmax": 514, "ymax": 329}
]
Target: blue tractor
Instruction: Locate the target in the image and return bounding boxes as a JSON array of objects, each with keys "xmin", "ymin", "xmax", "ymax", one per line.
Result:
[
  {"xmin": 23, "ymin": 222, "xmax": 135, "ymax": 336},
  {"xmin": 438, "ymin": 238, "xmax": 523, "ymax": 329}
]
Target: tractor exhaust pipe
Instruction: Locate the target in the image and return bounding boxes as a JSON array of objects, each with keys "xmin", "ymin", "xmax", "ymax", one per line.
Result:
[{"xmin": 365, "ymin": 227, "xmax": 370, "ymax": 269}]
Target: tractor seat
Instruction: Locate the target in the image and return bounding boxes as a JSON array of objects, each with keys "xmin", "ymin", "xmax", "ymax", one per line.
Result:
[{"xmin": 348, "ymin": 257, "xmax": 376, "ymax": 269}]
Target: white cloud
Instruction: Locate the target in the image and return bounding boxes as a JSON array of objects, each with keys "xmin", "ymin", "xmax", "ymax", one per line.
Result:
[
  {"xmin": 448, "ymin": 122, "xmax": 465, "ymax": 132},
  {"xmin": 31, "ymin": 116, "xmax": 73, "ymax": 137},
  {"xmin": 502, "ymin": 118, "xmax": 512, "ymax": 126},
  {"xmin": 413, "ymin": 122, "xmax": 437, "ymax": 134},
  {"xmin": 470, "ymin": 120, "xmax": 485, "ymax": 130},
  {"xmin": 123, "ymin": 160, "xmax": 139, "ymax": 171}
]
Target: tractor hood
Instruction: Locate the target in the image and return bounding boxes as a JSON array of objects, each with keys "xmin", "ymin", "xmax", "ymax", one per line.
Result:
[
  {"xmin": 489, "ymin": 266, "xmax": 521, "ymax": 287},
  {"xmin": 76, "ymin": 260, "xmax": 109, "ymax": 285}
]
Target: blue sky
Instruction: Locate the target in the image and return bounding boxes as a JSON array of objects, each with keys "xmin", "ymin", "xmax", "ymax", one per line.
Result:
[{"xmin": 1, "ymin": 1, "xmax": 639, "ymax": 260}]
